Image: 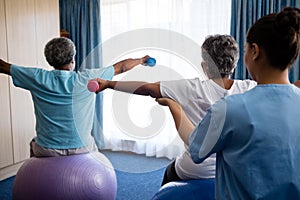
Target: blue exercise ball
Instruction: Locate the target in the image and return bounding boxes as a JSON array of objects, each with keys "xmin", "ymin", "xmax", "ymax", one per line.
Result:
[
  {"xmin": 151, "ymin": 179, "xmax": 215, "ymax": 200},
  {"xmin": 13, "ymin": 152, "xmax": 117, "ymax": 200}
]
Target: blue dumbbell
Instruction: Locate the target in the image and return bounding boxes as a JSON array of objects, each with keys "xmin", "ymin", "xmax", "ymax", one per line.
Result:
[{"xmin": 145, "ymin": 57, "xmax": 156, "ymax": 67}]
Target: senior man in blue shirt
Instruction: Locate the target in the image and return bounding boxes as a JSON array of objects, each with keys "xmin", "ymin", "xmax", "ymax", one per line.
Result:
[{"xmin": 0, "ymin": 37, "xmax": 149, "ymax": 157}]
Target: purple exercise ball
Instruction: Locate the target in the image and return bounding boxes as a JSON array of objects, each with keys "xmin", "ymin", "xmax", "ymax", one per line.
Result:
[{"xmin": 13, "ymin": 152, "xmax": 117, "ymax": 200}]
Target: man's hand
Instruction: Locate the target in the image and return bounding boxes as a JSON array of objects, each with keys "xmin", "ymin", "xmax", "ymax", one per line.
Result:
[
  {"xmin": 0, "ymin": 59, "xmax": 11, "ymax": 75},
  {"xmin": 141, "ymin": 55, "xmax": 150, "ymax": 65}
]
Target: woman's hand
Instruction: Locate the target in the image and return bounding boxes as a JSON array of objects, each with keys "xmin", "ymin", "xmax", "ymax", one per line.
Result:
[
  {"xmin": 156, "ymin": 97, "xmax": 193, "ymax": 145},
  {"xmin": 155, "ymin": 97, "xmax": 178, "ymax": 107},
  {"xmin": 94, "ymin": 78, "xmax": 109, "ymax": 94}
]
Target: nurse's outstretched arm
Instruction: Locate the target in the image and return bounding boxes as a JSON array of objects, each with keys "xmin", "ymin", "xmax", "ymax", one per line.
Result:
[{"xmin": 156, "ymin": 97, "xmax": 195, "ymax": 145}]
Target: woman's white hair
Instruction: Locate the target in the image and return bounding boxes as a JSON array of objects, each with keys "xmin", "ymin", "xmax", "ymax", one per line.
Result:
[{"xmin": 201, "ymin": 34, "xmax": 239, "ymax": 78}]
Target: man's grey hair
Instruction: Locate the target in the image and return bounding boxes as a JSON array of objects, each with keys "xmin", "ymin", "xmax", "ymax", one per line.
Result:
[{"xmin": 44, "ymin": 37, "xmax": 76, "ymax": 69}]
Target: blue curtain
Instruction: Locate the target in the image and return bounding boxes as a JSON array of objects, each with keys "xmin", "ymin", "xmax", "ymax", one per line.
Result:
[
  {"xmin": 59, "ymin": 0, "xmax": 105, "ymax": 148},
  {"xmin": 230, "ymin": 0, "xmax": 300, "ymax": 81}
]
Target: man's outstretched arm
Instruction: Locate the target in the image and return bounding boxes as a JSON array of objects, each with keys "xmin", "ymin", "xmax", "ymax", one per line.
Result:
[{"xmin": 113, "ymin": 55, "xmax": 149, "ymax": 75}]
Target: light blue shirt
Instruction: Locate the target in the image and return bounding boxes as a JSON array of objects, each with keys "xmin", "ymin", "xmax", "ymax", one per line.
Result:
[
  {"xmin": 11, "ymin": 65, "xmax": 114, "ymax": 149},
  {"xmin": 189, "ymin": 84, "xmax": 300, "ymax": 199}
]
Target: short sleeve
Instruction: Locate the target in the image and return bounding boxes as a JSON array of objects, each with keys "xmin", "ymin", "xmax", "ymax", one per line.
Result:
[
  {"xmin": 100, "ymin": 65, "xmax": 114, "ymax": 80},
  {"xmin": 10, "ymin": 64, "xmax": 40, "ymax": 90},
  {"xmin": 87, "ymin": 66, "xmax": 115, "ymax": 81},
  {"xmin": 160, "ymin": 78, "xmax": 197, "ymax": 101}
]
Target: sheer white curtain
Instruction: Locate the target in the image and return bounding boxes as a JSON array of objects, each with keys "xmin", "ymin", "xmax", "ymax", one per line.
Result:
[{"xmin": 100, "ymin": 0, "xmax": 231, "ymax": 159}]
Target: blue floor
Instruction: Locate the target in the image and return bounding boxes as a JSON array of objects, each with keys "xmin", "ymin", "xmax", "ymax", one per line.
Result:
[{"xmin": 0, "ymin": 176, "xmax": 14, "ymax": 200}]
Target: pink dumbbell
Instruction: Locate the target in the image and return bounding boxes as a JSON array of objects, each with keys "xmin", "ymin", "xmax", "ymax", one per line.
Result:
[{"xmin": 87, "ymin": 80, "xmax": 99, "ymax": 92}]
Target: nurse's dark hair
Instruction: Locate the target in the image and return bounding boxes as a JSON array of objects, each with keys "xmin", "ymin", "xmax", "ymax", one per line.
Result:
[
  {"xmin": 44, "ymin": 37, "xmax": 76, "ymax": 69},
  {"xmin": 246, "ymin": 7, "xmax": 300, "ymax": 70},
  {"xmin": 201, "ymin": 34, "xmax": 239, "ymax": 78}
]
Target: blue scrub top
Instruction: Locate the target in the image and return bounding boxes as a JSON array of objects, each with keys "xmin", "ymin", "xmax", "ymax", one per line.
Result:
[{"xmin": 189, "ymin": 84, "xmax": 300, "ymax": 199}]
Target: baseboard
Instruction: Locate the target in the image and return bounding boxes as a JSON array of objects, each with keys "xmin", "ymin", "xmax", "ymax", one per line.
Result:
[{"xmin": 0, "ymin": 162, "xmax": 24, "ymax": 181}]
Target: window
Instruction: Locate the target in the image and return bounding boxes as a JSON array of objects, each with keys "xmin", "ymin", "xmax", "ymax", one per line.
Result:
[{"xmin": 101, "ymin": 0, "xmax": 231, "ymax": 159}]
